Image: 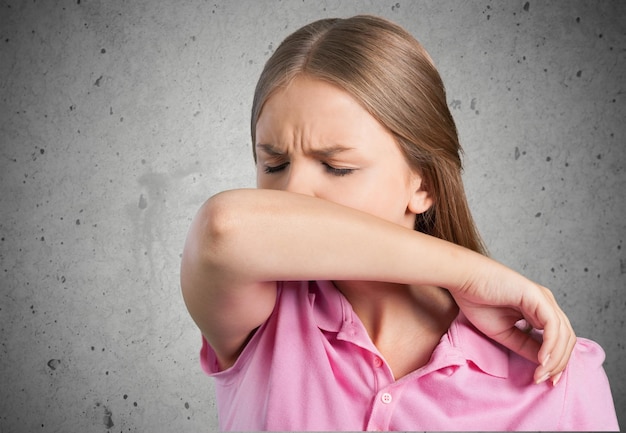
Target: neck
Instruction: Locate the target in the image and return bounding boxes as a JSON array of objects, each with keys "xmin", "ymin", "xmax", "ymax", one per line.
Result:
[{"xmin": 334, "ymin": 281, "xmax": 458, "ymax": 378}]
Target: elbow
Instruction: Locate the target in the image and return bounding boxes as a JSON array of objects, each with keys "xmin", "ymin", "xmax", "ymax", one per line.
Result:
[
  {"xmin": 201, "ymin": 191, "xmax": 241, "ymax": 241},
  {"xmin": 184, "ymin": 190, "xmax": 248, "ymax": 271},
  {"xmin": 180, "ymin": 191, "xmax": 248, "ymax": 326}
]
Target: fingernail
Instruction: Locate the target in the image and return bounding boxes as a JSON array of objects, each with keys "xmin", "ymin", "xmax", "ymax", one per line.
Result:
[
  {"xmin": 551, "ymin": 372, "xmax": 563, "ymax": 387},
  {"xmin": 536, "ymin": 373, "xmax": 550, "ymax": 385},
  {"xmin": 541, "ymin": 353, "xmax": 550, "ymax": 367}
]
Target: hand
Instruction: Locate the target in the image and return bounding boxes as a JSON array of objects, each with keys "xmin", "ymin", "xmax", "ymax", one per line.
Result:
[{"xmin": 451, "ymin": 261, "xmax": 575, "ymax": 385}]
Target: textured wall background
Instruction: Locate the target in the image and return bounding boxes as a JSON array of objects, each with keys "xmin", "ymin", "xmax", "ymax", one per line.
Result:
[{"xmin": 1, "ymin": 1, "xmax": 624, "ymax": 431}]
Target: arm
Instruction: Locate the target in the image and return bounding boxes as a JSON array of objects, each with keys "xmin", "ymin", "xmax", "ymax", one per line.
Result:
[{"xmin": 180, "ymin": 188, "xmax": 574, "ymax": 380}]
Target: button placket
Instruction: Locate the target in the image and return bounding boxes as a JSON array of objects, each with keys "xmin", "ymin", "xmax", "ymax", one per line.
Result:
[{"xmin": 366, "ymin": 389, "xmax": 397, "ymax": 431}]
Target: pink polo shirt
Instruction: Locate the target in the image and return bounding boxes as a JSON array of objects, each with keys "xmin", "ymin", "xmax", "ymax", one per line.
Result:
[{"xmin": 200, "ymin": 280, "xmax": 619, "ymax": 431}]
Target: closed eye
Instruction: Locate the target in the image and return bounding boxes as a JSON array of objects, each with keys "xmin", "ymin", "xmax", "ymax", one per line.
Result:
[
  {"xmin": 264, "ymin": 162, "xmax": 289, "ymax": 174},
  {"xmin": 323, "ymin": 163, "xmax": 355, "ymax": 177}
]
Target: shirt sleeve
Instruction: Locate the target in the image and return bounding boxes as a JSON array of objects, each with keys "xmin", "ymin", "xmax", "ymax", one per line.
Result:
[
  {"xmin": 557, "ymin": 337, "xmax": 619, "ymax": 431},
  {"xmin": 200, "ymin": 334, "xmax": 221, "ymax": 375},
  {"xmin": 199, "ymin": 282, "xmax": 284, "ymax": 377}
]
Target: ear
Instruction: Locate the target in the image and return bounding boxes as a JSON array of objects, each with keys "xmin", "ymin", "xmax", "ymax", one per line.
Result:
[{"xmin": 407, "ymin": 173, "xmax": 433, "ymax": 215}]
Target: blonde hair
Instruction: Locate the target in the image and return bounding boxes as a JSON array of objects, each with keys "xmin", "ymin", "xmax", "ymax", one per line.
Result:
[{"xmin": 251, "ymin": 15, "xmax": 487, "ymax": 255}]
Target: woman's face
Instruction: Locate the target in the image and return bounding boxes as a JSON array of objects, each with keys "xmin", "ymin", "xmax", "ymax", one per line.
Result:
[{"xmin": 255, "ymin": 75, "xmax": 431, "ymax": 229}]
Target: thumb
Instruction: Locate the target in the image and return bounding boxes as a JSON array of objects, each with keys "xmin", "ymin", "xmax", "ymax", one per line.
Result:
[
  {"xmin": 492, "ymin": 323, "xmax": 541, "ymax": 365},
  {"xmin": 491, "ymin": 325, "xmax": 557, "ymax": 384}
]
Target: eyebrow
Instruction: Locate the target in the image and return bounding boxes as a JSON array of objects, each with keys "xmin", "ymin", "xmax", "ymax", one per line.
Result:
[
  {"xmin": 255, "ymin": 143, "xmax": 285, "ymax": 157},
  {"xmin": 255, "ymin": 143, "xmax": 355, "ymax": 158}
]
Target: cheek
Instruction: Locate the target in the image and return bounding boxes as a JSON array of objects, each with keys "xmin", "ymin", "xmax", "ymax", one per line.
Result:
[
  {"xmin": 329, "ymin": 175, "xmax": 409, "ymax": 224},
  {"xmin": 256, "ymin": 170, "xmax": 279, "ymax": 190}
]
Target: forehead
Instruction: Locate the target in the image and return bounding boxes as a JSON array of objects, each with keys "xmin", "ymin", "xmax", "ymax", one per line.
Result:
[
  {"xmin": 255, "ymin": 76, "xmax": 391, "ymax": 148},
  {"xmin": 260, "ymin": 76, "xmax": 361, "ymax": 120}
]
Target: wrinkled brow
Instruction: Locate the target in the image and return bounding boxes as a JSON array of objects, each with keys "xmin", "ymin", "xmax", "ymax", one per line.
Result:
[
  {"xmin": 255, "ymin": 143, "xmax": 285, "ymax": 157},
  {"xmin": 255, "ymin": 143, "xmax": 355, "ymax": 158}
]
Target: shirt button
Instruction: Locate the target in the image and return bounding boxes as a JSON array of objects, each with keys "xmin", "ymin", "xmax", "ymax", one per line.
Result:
[
  {"xmin": 373, "ymin": 356, "xmax": 383, "ymax": 368},
  {"xmin": 381, "ymin": 392, "xmax": 392, "ymax": 404}
]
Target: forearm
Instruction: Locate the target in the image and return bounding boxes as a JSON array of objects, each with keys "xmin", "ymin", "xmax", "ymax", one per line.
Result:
[{"xmin": 196, "ymin": 188, "xmax": 487, "ymax": 291}]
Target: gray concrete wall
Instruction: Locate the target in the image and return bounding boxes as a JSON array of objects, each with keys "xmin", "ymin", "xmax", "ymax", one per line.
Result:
[{"xmin": 1, "ymin": 1, "xmax": 624, "ymax": 431}]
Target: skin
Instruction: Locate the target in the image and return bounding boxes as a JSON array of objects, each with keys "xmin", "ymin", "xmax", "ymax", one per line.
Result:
[
  {"xmin": 255, "ymin": 76, "xmax": 430, "ymax": 228},
  {"xmin": 255, "ymin": 75, "xmax": 455, "ymax": 377},
  {"xmin": 181, "ymin": 75, "xmax": 575, "ymax": 385}
]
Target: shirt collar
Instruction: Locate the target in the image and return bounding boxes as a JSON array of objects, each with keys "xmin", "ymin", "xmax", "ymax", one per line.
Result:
[
  {"xmin": 308, "ymin": 280, "xmax": 509, "ymax": 379},
  {"xmin": 445, "ymin": 312, "xmax": 510, "ymax": 378},
  {"xmin": 308, "ymin": 280, "xmax": 351, "ymax": 332}
]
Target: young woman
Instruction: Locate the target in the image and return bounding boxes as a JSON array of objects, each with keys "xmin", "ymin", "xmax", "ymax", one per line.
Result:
[{"xmin": 181, "ymin": 15, "xmax": 618, "ymax": 431}]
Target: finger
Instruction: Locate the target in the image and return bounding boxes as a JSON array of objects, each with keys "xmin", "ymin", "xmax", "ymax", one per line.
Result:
[
  {"xmin": 520, "ymin": 285, "xmax": 566, "ymax": 365},
  {"xmin": 527, "ymin": 287, "xmax": 560, "ymax": 367},
  {"xmin": 533, "ymin": 316, "xmax": 558, "ymax": 375},
  {"xmin": 549, "ymin": 312, "xmax": 576, "ymax": 380},
  {"xmin": 551, "ymin": 371, "xmax": 563, "ymax": 386},
  {"xmin": 493, "ymin": 326, "xmax": 542, "ymax": 365},
  {"xmin": 538, "ymin": 329, "xmax": 574, "ymax": 385},
  {"xmin": 533, "ymin": 307, "xmax": 576, "ymax": 383}
]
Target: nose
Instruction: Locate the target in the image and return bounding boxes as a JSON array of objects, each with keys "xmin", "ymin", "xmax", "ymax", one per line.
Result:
[{"xmin": 283, "ymin": 163, "xmax": 315, "ymax": 197}]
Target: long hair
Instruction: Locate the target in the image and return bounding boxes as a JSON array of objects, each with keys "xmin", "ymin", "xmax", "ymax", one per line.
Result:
[{"xmin": 251, "ymin": 15, "xmax": 487, "ymax": 255}]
